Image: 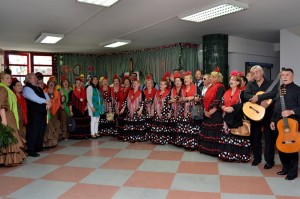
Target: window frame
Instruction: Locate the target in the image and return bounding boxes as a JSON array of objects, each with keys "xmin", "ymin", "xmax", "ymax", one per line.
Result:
[{"xmin": 4, "ymin": 51, "xmax": 54, "ymax": 84}]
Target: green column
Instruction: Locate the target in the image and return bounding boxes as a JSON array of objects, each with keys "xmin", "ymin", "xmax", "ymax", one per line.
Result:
[{"xmin": 203, "ymin": 34, "xmax": 228, "ymax": 85}]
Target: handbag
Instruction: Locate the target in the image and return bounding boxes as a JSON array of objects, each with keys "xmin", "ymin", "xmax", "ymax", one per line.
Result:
[
  {"xmin": 230, "ymin": 119, "xmax": 250, "ymax": 136},
  {"xmin": 67, "ymin": 117, "xmax": 76, "ymax": 132},
  {"xmin": 191, "ymin": 104, "xmax": 204, "ymax": 121}
]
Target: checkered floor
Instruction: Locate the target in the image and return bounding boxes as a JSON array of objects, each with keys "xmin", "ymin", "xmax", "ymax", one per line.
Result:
[{"xmin": 1, "ymin": 136, "xmax": 300, "ymax": 199}]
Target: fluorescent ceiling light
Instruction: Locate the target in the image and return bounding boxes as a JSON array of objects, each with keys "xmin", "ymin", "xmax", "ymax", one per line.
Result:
[
  {"xmin": 76, "ymin": 0, "xmax": 118, "ymax": 7},
  {"xmin": 100, "ymin": 39, "xmax": 131, "ymax": 48},
  {"xmin": 35, "ymin": 33, "xmax": 64, "ymax": 44},
  {"xmin": 179, "ymin": 0, "xmax": 248, "ymax": 23}
]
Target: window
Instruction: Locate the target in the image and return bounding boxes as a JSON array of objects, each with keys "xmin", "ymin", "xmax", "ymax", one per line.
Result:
[
  {"xmin": 4, "ymin": 52, "xmax": 54, "ymax": 85},
  {"xmin": 6, "ymin": 53, "xmax": 30, "ymax": 84},
  {"xmin": 32, "ymin": 54, "xmax": 54, "ymax": 83}
]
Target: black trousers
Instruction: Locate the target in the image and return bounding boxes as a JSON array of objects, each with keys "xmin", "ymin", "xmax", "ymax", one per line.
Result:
[
  {"xmin": 278, "ymin": 150, "xmax": 299, "ymax": 178},
  {"xmin": 26, "ymin": 111, "xmax": 47, "ymax": 153},
  {"xmin": 250, "ymin": 115, "xmax": 277, "ymax": 164}
]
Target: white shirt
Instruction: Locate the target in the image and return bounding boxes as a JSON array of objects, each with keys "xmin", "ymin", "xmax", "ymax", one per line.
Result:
[{"xmin": 201, "ymin": 84, "xmax": 212, "ymax": 96}]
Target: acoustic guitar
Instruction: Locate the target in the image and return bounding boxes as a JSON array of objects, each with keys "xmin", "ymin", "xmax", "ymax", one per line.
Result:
[
  {"xmin": 276, "ymin": 86, "xmax": 300, "ymax": 153},
  {"xmin": 243, "ymin": 74, "xmax": 281, "ymax": 121}
]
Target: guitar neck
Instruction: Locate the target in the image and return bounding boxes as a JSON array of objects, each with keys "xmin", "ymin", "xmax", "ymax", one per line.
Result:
[
  {"xmin": 266, "ymin": 76, "xmax": 280, "ymax": 93},
  {"xmin": 279, "ymin": 95, "xmax": 289, "ymax": 128}
]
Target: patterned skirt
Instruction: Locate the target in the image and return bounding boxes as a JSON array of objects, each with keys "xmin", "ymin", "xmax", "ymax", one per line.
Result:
[
  {"xmin": 198, "ymin": 112, "xmax": 223, "ymax": 156},
  {"xmin": 175, "ymin": 119, "xmax": 201, "ymax": 150},
  {"xmin": 219, "ymin": 132, "xmax": 251, "ymax": 162},
  {"xmin": 119, "ymin": 115, "xmax": 148, "ymax": 142},
  {"xmin": 150, "ymin": 118, "xmax": 174, "ymax": 145},
  {"xmin": 99, "ymin": 113, "xmax": 118, "ymax": 136}
]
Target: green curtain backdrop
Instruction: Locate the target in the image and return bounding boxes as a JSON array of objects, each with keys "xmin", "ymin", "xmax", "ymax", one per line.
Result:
[{"xmin": 55, "ymin": 43, "xmax": 199, "ymax": 84}]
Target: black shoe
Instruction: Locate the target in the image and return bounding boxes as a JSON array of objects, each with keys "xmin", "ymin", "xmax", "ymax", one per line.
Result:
[
  {"xmin": 28, "ymin": 152, "xmax": 40, "ymax": 157},
  {"xmin": 264, "ymin": 163, "xmax": 274, "ymax": 170},
  {"xmin": 251, "ymin": 160, "xmax": 261, "ymax": 166},
  {"xmin": 277, "ymin": 171, "xmax": 288, "ymax": 175},
  {"xmin": 285, "ymin": 176, "xmax": 297, "ymax": 180}
]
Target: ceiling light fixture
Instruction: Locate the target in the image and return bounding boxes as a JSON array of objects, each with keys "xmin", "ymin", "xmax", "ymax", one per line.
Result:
[
  {"xmin": 35, "ymin": 33, "xmax": 64, "ymax": 44},
  {"xmin": 100, "ymin": 39, "xmax": 131, "ymax": 48},
  {"xmin": 179, "ymin": 0, "xmax": 248, "ymax": 23},
  {"xmin": 76, "ymin": 0, "xmax": 118, "ymax": 7}
]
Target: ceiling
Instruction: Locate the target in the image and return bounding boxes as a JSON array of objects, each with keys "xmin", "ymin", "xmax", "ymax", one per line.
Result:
[{"xmin": 0, "ymin": 0, "xmax": 300, "ymax": 54}]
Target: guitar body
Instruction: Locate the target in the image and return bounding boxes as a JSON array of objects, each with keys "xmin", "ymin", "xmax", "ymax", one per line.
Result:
[
  {"xmin": 276, "ymin": 118, "xmax": 300, "ymax": 153},
  {"xmin": 243, "ymin": 91, "xmax": 271, "ymax": 121},
  {"xmin": 243, "ymin": 102, "xmax": 265, "ymax": 121}
]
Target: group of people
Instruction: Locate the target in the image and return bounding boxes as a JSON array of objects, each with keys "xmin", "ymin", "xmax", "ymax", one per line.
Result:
[{"xmin": 0, "ymin": 66, "xmax": 299, "ymax": 181}]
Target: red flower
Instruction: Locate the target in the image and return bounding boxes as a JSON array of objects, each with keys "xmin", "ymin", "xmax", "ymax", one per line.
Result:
[
  {"xmin": 230, "ymin": 70, "xmax": 239, "ymax": 76},
  {"xmin": 173, "ymin": 72, "xmax": 181, "ymax": 79},
  {"xmin": 184, "ymin": 71, "xmax": 192, "ymax": 76}
]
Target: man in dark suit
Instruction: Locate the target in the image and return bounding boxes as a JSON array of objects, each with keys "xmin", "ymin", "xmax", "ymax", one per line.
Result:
[{"xmin": 194, "ymin": 70, "xmax": 203, "ymax": 93}]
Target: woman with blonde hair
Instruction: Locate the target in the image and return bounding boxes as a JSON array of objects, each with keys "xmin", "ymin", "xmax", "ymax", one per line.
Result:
[
  {"xmin": 198, "ymin": 67, "xmax": 225, "ymax": 156},
  {"xmin": 150, "ymin": 76, "xmax": 171, "ymax": 144},
  {"xmin": 99, "ymin": 76, "xmax": 113, "ymax": 136},
  {"xmin": 143, "ymin": 75, "xmax": 157, "ymax": 136},
  {"xmin": 177, "ymin": 71, "xmax": 200, "ymax": 150},
  {"xmin": 119, "ymin": 79, "xmax": 147, "ymax": 142}
]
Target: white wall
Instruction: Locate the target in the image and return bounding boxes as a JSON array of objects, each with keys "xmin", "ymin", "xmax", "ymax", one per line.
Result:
[
  {"xmin": 228, "ymin": 36, "xmax": 280, "ymax": 80},
  {"xmin": 280, "ymin": 28, "xmax": 300, "ymax": 85}
]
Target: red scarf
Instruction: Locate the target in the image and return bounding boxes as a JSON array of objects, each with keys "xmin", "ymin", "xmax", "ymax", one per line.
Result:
[
  {"xmin": 73, "ymin": 87, "xmax": 86, "ymax": 102},
  {"xmin": 144, "ymin": 88, "xmax": 157, "ymax": 100},
  {"xmin": 73, "ymin": 87, "xmax": 87, "ymax": 114},
  {"xmin": 156, "ymin": 89, "xmax": 170, "ymax": 100},
  {"xmin": 44, "ymin": 88, "xmax": 61, "ymax": 116},
  {"xmin": 203, "ymin": 83, "xmax": 224, "ymax": 111},
  {"xmin": 128, "ymin": 89, "xmax": 141, "ymax": 103},
  {"xmin": 172, "ymin": 86, "xmax": 182, "ymax": 98},
  {"xmin": 111, "ymin": 86, "xmax": 120, "ymax": 101},
  {"xmin": 182, "ymin": 83, "xmax": 196, "ymax": 97},
  {"xmin": 100, "ymin": 86, "xmax": 111, "ymax": 100},
  {"xmin": 15, "ymin": 93, "xmax": 27, "ymax": 125},
  {"xmin": 119, "ymin": 87, "xmax": 131, "ymax": 109},
  {"xmin": 223, "ymin": 87, "xmax": 241, "ymax": 107}
]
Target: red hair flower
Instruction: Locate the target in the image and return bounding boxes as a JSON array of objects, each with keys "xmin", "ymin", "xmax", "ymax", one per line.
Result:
[
  {"xmin": 173, "ymin": 72, "xmax": 181, "ymax": 79},
  {"xmin": 146, "ymin": 74, "xmax": 152, "ymax": 80},
  {"xmin": 113, "ymin": 74, "xmax": 120, "ymax": 80},
  {"xmin": 60, "ymin": 76, "xmax": 67, "ymax": 82},
  {"xmin": 230, "ymin": 70, "xmax": 239, "ymax": 77},
  {"xmin": 184, "ymin": 71, "xmax": 192, "ymax": 76},
  {"xmin": 164, "ymin": 72, "xmax": 171, "ymax": 78}
]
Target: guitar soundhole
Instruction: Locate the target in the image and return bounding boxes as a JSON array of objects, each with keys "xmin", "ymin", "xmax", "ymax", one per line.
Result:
[
  {"xmin": 282, "ymin": 140, "xmax": 296, "ymax": 144},
  {"xmin": 249, "ymin": 106, "xmax": 259, "ymax": 114}
]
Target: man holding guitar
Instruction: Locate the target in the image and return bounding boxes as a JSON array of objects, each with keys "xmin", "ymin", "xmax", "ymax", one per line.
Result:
[
  {"xmin": 244, "ymin": 65, "xmax": 277, "ymax": 169},
  {"xmin": 270, "ymin": 68, "xmax": 300, "ymax": 180}
]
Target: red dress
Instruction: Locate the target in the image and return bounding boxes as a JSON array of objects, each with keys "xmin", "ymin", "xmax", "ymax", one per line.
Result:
[
  {"xmin": 176, "ymin": 84, "xmax": 200, "ymax": 150},
  {"xmin": 119, "ymin": 89, "xmax": 148, "ymax": 142},
  {"xmin": 150, "ymin": 89, "xmax": 172, "ymax": 144},
  {"xmin": 199, "ymin": 83, "xmax": 225, "ymax": 155}
]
